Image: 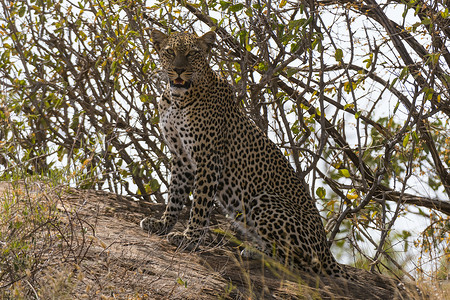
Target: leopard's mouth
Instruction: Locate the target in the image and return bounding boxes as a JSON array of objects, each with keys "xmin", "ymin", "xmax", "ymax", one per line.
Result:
[{"xmin": 170, "ymin": 78, "xmax": 191, "ymax": 89}]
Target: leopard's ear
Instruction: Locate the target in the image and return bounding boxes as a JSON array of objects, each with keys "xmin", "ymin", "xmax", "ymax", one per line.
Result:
[
  {"xmin": 151, "ymin": 29, "xmax": 168, "ymax": 53},
  {"xmin": 198, "ymin": 31, "xmax": 216, "ymax": 53}
]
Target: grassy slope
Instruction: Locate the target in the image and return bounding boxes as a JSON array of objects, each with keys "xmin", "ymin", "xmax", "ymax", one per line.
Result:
[{"xmin": 0, "ymin": 180, "xmax": 446, "ymax": 299}]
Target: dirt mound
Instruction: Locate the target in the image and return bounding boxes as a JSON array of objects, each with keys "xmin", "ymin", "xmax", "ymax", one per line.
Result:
[{"xmin": 0, "ymin": 182, "xmax": 423, "ymax": 299}]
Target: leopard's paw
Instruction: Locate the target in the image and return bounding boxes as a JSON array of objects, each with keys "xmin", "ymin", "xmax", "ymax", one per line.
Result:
[
  {"xmin": 140, "ymin": 217, "xmax": 170, "ymax": 235},
  {"xmin": 167, "ymin": 231, "xmax": 200, "ymax": 251},
  {"xmin": 240, "ymin": 246, "xmax": 263, "ymax": 260}
]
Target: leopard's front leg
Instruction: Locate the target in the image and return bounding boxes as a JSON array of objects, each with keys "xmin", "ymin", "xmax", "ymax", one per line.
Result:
[
  {"xmin": 140, "ymin": 157, "xmax": 194, "ymax": 235},
  {"xmin": 167, "ymin": 157, "xmax": 220, "ymax": 250}
]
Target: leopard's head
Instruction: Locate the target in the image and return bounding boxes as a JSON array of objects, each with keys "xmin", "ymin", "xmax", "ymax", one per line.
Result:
[{"xmin": 151, "ymin": 30, "xmax": 216, "ymax": 90}]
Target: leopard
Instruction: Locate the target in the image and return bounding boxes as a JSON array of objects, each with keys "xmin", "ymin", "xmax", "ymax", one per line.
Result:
[{"xmin": 140, "ymin": 29, "xmax": 350, "ymax": 279}]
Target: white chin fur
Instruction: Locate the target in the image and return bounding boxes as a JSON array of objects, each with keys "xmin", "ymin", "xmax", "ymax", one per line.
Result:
[{"xmin": 170, "ymin": 85, "xmax": 189, "ymax": 95}]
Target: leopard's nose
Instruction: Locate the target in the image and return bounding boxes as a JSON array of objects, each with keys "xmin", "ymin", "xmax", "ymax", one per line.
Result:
[{"xmin": 174, "ymin": 68, "xmax": 185, "ymax": 75}]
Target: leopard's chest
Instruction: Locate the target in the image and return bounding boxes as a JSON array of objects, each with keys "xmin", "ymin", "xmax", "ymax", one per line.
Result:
[{"xmin": 160, "ymin": 103, "xmax": 196, "ymax": 168}]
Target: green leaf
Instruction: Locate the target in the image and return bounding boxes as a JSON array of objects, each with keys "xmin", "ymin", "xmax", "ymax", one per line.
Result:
[
  {"xmin": 344, "ymin": 81, "xmax": 357, "ymax": 93},
  {"xmin": 393, "ymin": 101, "xmax": 400, "ymax": 114},
  {"xmin": 316, "ymin": 187, "xmax": 326, "ymax": 199},
  {"xmin": 219, "ymin": 1, "xmax": 231, "ymax": 10},
  {"xmin": 291, "ymin": 123, "xmax": 300, "ymax": 135},
  {"xmin": 412, "ymin": 131, "xmax": 419, "ymax": 144},
  {"xmin": 311, "ymin": 35, "xmax": 322, "ymax": 50},
  {"xmin": 339, "ymin": 169, "xmax": 351, "ymax": 178},
  {"xmin": 363, "ymin": 53, "xmax": 373, "ymax": 69},
  {"xmin": 288, "ymin": 19, "xmax": 306, "ymax": 30},
  {"xmin": 285, "ymin": 67, "xmax": 298, "ymax": 78},
  {"xmin": 389, "ymin": 77, "xmax": 398, "ymax": 89},
  {"xmin": 424, "ymin": 87, "xmax": 434, "ymax": 100},
  {"xmin": 229, "ymin": 3, "xmax": 244, "ymax": 12},
  {"xmin": 151, "ymin": 116, "xmax": 159, "ymax": 125},
  {"xmin": 426, "ymin": 53, "xmax": 440, "ymax": 66},
  {"xmin": 334, "ymin": 49, "xmax": 343, "ymax": 62},
  {"xmin": 343, "ymin": 103, "xmax": 354, "ymax": 110},
  {"xmin": 18, "ymin": 6, "xmax": 26, "ymax": 17},
  {"xmin": 441, "ymin": 8, "xmax": 449, "ymax": 19},
  {"xmin": 399, "ymin": 66, "xmax": 409, "ymax": 81},
  {"xmin": 111, "ymin": 60, "xmax": 117, "ymax": 76},
  {"xmin": 402, "ymin": 133, "xmax": 410, "ymax": 147},
  {"xmin": 257, "ymin": 62, "xmax": 267, "ymax": 71},
  {"xmin": 150, "ymin": 179, "xmax": 160, "ymax": 192},
  {"xmin": 290, "ymin": 42, "xmax": 301, "ymax": 53},
  {"xmin": 421, "ymin": 18, "xmax": 431, "ymax": 26},
  {"xmin": 176, "ymin": 277, "xmax": 187, "ymax": 288}
]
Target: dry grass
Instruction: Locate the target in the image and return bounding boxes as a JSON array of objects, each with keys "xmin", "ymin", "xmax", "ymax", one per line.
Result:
[{"xmin": 0, "ymin": 180, "xmax": 92, "ymax": 299}]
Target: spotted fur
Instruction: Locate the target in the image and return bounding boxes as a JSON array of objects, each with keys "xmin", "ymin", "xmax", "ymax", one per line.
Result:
[{"xmin": 140, "ymin": 30, "xmax": 349, "ymax": 278}]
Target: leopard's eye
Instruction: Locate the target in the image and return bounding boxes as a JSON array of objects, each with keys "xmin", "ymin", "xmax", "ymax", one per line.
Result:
[
  {"xmin": 165, "ymin": 48, "xmax": 175, "ymax": 56},
  {"xmin": 187, "ymin": 50, "xmax": 199, "ymax": 57}
]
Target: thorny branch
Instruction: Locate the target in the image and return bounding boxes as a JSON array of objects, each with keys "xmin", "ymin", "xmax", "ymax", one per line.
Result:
[{"xmin": 1, "ymin": 0, "xmax": 449, "ymax": 279}]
